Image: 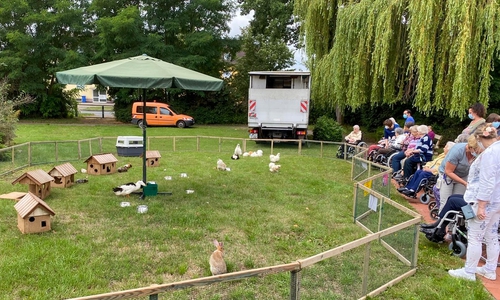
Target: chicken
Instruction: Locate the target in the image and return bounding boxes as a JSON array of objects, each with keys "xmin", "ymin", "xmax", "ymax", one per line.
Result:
[
  {"xmin": 234, "ymin": 144, "xmax": 243, "ymax": 156},
  {"xmin": 269, "ymin": 153, "xmax": 280, "ymax": 163},
  {"xmin": 269, "ymin": 162, "xmax": 281, "ymax": 173},
  {"xmin": 112, "ymin": 180, "xmax": 146, "ymax": 197},
  {"xmin": 256, "ymin": 149, "xmax": 263, "ymax": 156},
  {"xmin": 117, "ymin": 163, "xmax": 132, "ymax": 173},
  {"xmin": 217, "ymin": 159, "xmax": 227, "ymax": 171},
  {"xmin": 80, "ymin": 168, "xmax": 87, "ymax": 174}
]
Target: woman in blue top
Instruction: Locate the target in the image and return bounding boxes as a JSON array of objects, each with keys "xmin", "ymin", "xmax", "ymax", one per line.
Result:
[
  {"xmin": 402, "ymin": 125, "xmax": 433, "ymax": 180},
  {"xmin": 436, "ymin": 137, "xmax": 477, "ymax": 213}
]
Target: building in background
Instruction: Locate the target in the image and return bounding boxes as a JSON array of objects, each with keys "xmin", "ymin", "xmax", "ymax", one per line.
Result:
[{"xmin": 66, "ymin": 84, "xmax": 109, "ymax": 103}]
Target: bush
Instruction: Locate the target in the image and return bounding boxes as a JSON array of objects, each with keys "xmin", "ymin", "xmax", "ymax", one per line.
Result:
[{"xmin": 313, "ymin": 115, "xmax": 343, "ymax": 142}]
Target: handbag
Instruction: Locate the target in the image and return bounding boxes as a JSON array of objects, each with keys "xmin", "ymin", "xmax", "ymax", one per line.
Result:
[{"xmin": 461, "ymin": 203, "xmax": 476, "ymax": 220}]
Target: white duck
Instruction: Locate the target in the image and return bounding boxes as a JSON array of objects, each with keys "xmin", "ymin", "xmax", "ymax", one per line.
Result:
[
  {"xmin": 113, "ymin": 180, "xmax": 146, "ymax": 197},
  {"xmin": 270, "ymin": 153, "xmax": 280, "ymax": 163}
]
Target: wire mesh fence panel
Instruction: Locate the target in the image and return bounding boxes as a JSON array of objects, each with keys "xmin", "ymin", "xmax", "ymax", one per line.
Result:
[
  {"xmin": 101, "ymin": 137, "xmax": 117, "ymax": 153},
  {"xmin": 30, "ymin": 141, "xmax": 58, "ymax": 165},
  {"xmin": 368, "ymin": 172, "xmax": 392, "ymax": 198},
  {"xmin": 380, "ymin": 225, "xmax": 418, "ymax": 265},
  {"xmin": 299, "ymin": 141, "xmax": 323, "ymax": 158},
  {"xmin": 197, "ymin": 136, "xmax": 229, "ymax": 153},
  {"xmin": 219, "ymin": 137, "xmax": 245, "ymax": 154},
  {"xmin": 351, "ymin": 156, "xmax": 371, "ymax": 182},
  {"xmin": 54, "ymin": 141, "xmax": 82, "ymax": 162},
  {"xmin": 366, "ymin": 240, "xmax": 414, "ymax": 292},
  {"xmin": 172, "ymin": 137, "xmax": 198, "ymax": 152},
  {"xmin": 148, "ymin": 136, "xmax": 174, "ymax": 152},
  {"xmin": 0, "ymin": 144, "xmax": 30, "ymax": 175}
]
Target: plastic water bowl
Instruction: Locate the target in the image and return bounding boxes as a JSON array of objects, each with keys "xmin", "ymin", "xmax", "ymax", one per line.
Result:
[{"xmin": 137, "ymin": 205, "xmax": 148, "ymax": 214}]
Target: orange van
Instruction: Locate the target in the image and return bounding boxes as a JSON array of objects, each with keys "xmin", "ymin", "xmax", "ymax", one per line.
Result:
[{"xmin": 131, "ymin": 101, "xmax": 194, "ymax": 128}]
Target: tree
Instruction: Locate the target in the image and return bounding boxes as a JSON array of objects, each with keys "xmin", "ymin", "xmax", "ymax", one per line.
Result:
[
  {"xmin": 0, "ymin": 79, "xmax": 33, "ymax": 147},
  {"xmin": 0, "ymin": 0, "xmax": 91, "ymax": 118},
  {"xmin": 294, "ymin": 0, "xmax": 500, "ymax": 118},
  {"xmin": 229, "ymin": 0, "xmax": 296, "ymax": 104}
]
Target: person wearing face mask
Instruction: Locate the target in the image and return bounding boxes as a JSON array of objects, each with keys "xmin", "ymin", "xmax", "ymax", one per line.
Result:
[
  {"xmin": 485, "ymin": 113, "xmax": 500, "ymax": 137},
  {"xmin": 455, "ymin": 103, "xmax": 486, "ymax": 143},
  {"xmin": 445, "ymin": 125, "xmax": 500, "ymax": 281},
  {"xmin": 403, "ymin": 109, "xmax": 415, "ymax": 125},
  {"xmin": 367, "ymin": 119, "xmax": 400, "ymax": 158},
  {"xmin": 437, "ymin": 127, "xmax": 486, "ymax": 213}
]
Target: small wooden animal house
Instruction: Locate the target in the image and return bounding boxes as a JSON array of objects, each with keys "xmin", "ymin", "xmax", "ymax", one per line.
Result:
[
  {"xmin": 48, "ymin": 162, "xmax": 78, "ymax": 188},
  {"xmin": 145, "ymin": 150, "xmax": 162, "ymax": 167},
  {"xmin": 14, "ymin": 192, "xmax": 55, "ymax": 234},
  {"xmin": 84, "ymin": 153, "xmax": 118, "ymax": 175},
  {"xmin": 12, "ymin": 169, "xmax": 54, "ymax": 200}
]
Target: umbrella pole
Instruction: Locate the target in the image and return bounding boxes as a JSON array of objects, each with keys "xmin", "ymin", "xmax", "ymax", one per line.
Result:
[{"xmin": 142, "ymin": 89, "xmax": 147, "ymax": 198}]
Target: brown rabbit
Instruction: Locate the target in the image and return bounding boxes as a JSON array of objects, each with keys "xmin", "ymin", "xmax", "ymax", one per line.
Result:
[{"xmin": 209, "ymin": 239, "xmax": 227, "ymax": 275}]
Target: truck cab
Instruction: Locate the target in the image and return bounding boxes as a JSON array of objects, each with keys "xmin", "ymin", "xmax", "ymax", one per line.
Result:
[{"xmin": 248, "ymin": 71, "xmax": 311, "ymax": 140}]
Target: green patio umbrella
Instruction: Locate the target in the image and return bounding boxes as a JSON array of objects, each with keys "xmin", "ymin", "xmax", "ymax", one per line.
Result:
[
  {"xmin": 56, "ymin": 54, "xmax": 224, "ymax": 197},
  {"xmin": 56, "ymin": 54, "xmax": 223, "ymax": 90}
]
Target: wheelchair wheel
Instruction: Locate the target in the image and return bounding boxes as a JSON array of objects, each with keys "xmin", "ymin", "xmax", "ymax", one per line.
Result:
[
  {"xmin": 336, "ymin": 146, "xmax": 344, "ymax": 159},
  {"xmin": 449, "ymin": 241, "xmax": 467, "ymax": 258},
  {"xmin": 358, "ymin": 142, "xmax": 368, "ymax": 148},
  {"xmin": 387, "ymin": 152, "xmax": 398, "ymax": 169},
  {"xmin": 420, "ymin": 193, "xmax": 431, "ymax": 204},
  {"xmin": 430, "ymin": 207, "xmax": 439, "ymax": 220},
  {"xmin": 428, "ymin": 201, "xmax": 437, "ymax": 211}
]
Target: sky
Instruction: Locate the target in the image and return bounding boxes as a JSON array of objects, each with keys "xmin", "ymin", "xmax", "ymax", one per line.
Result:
[{"xmin": 227, "ymin": 10, "xmax": 308, "ymax": 71}]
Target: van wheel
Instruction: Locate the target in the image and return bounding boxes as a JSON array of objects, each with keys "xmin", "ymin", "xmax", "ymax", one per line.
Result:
[
  {"xmin": 138, "ymin": 120, "xmax": 146, "ymax": 129},
  {"xmin": 176, "ymin": 121, "xmax": 186, "ymax": 128}
]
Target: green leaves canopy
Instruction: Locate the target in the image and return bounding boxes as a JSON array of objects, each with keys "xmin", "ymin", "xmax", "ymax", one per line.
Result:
[{"xmin": 295, "ymin": 0, "xmax": 500, "ymax": 117}]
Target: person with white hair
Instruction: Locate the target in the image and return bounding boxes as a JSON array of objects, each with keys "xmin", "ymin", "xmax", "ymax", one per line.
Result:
[
  {"xmin": 398, "ymin": 141, "xmax": 455, "ymax": 197},
  {"xmin": 447, "ymin": 125, "xmax": 500, "ymax": 281},
  {"xmin": 400, "ymin": 124, "xmax": 433, "ymax": 180},
  {"xmin": 344, "ymin": 125, "xmax": 362, "ymax": 145}
]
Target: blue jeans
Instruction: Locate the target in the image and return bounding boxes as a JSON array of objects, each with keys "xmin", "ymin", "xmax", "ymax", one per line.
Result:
[
  {"xmin": 391, "ymin": 151, "xmax": 406, "ymax": 172},
  {"xmin": 405, "ymin": 170, "xmax": 433, "ymax": 191},
  {"xmin": 403, "ymin": 155, "xmax": 424, "ymax": 179}
]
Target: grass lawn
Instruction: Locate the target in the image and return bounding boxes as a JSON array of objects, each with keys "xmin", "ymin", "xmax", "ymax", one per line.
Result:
[{"xmin": 0, "ymin": 122, "xmax": 493, "ymax": 299}]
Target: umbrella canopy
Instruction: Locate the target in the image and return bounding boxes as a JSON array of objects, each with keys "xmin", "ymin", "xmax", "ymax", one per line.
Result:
[
  {"xmin": 56, "ymin": 54, "xmax": 223, "ymax": 197},
  {"xmin": 56, "ymin": 54, "xmax": 223, "ymax": 91}
]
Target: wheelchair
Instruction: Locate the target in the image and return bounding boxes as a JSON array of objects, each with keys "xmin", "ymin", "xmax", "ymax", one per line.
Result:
[
  {"xmin": 366, "ymin": 148, "xmax": 399, "ymax": 169},
  {"xmin": 337, "ymin": 141, "xmax": 368, "ymax": 159},
  {"xmin": 420, "ymin": 209, "xmax": 468, "ymax": 258}
]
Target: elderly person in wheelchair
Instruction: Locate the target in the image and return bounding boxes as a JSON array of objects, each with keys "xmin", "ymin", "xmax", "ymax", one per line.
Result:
[{"xmin": 337, "ymin": 125, "xmax": 366, "ymax": 159}]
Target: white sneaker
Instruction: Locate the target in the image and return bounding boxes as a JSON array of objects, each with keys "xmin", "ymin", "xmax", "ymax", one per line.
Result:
[
  {"xmin": 476, "ymin": 266, "xmax": 497, "ymax": 280},
  {"xmin": 448, "ymin": 268, "xmax": 476, "ymax": 281}
]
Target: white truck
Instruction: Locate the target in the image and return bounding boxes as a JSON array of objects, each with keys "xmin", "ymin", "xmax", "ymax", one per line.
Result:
[{"xmin": 247, "ymin": 71, "xmax": 311, "ymax": 141}]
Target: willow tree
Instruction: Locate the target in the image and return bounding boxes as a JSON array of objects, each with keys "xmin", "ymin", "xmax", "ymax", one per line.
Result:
[{"xmin": 295, "ymin": 0, "xmax": 500, "ymax": 118}]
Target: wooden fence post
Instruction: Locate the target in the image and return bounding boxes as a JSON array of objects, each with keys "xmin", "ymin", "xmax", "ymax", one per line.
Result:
[
  {"xmin": 28, "ymin": 142, "xmax": 31, "ymax": 166},
  {"xmin": 290, "ymin": 269, "xmax": 301, "ymax": 300},
  {"xmin": 362, "ymin": 242, "xmax": 371, "ymax": 296},
  {"xmin": 55, "ymin": 141, "xmax": 58, "ymax": 162}
]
